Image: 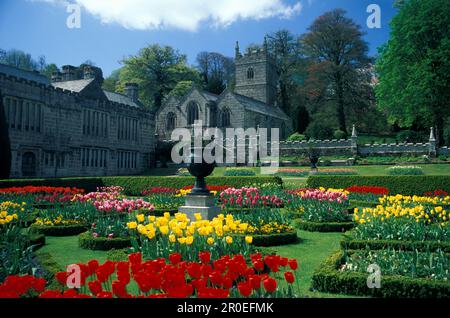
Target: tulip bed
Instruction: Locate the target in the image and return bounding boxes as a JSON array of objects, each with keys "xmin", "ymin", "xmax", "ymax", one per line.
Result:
[{"xmin": 2, "ymin": 182, "xmax": 450, "ymax": 298}]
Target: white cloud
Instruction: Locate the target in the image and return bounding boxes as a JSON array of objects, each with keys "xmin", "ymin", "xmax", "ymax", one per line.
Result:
[{"xmin": 33, "ymin": 0, "xmax": 302, "ymax": 31}]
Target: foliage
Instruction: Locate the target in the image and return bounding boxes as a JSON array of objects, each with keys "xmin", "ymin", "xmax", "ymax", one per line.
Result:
[
  {"xmin": 307, "ymin": 175, "xmax": 450, "ymax": 195},
  {"xmin": 223, "ymin": 168, "xmax": 256, "ymax": 176},
  {"xmin": 311, "ymin": 250, "xmax": 450, "ymax": 298},
  {"xmin": 78, "ymin": 231, "xmax": 131, "ymax": 251},
  {"xmin": 196, "ymin": 51, "xmax": 234, "ymax": 95},
  {"xmin": 0, "ymin": 176, "xmax": 283, "ymax": 196},
  {"xmin": 294, "ymin": 219, "xmax": 355, "ymax": 233},
  {"xmin": 396, "ymin": 130, "xmax": 427, "ymax": 143},
  {"xmin": 375, "ymin": 0, "xmax": 450, "ymax": 144},
  {"xmin": 119, "ymin": 44, "xmax": 200, "ymax": 110},
  {"xmin": 300, "ymin": 9, "xmax": 374, "ymax": 137},
  {"xmin": 387, "ymin": 166, "xmax": 424, "ymax": 175},
  {"xmin": 287, "ymin": 132, "xmax": 306, "ymax": 142}
]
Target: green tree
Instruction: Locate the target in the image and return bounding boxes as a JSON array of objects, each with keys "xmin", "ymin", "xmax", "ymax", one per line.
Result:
[
  {"xmin": 41, "ymin": 63, "xmax": 59, "ymax": 80},
  {"xmin": 0, "ymin": 90, "xmax": 11, "ymax": 179},
  {"xmin": 102, "ymin": 69, "xmax": 121, "ymax": 92},
  {"xmin": 375, "ymin": 0, "xmax": 450, "ymax": 145},
  {"xmin": 120, "ymin": 45, "xmax": 200, "ymax": 110},
  {"xmin": 300, "ymin": 9, "xmax": 372, "ymax": 138},
  {"xmin": 196, "ymin": 52, "xmax": 234, "ymax": 95},
  {"xmin": 265, "ymin": 30, "xmax": 302, "ymax": 112}
]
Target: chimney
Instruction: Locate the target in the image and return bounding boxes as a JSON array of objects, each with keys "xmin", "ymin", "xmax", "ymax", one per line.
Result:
[
  {"xmin": 61, "ymin": 65, "xmax": 77, "ymax": 81},
  {"xmin": 83, "ymin": 65, "xmax": 96, "ymax": 79},
  {"xmin": 125, "ymin": 83, "xmax": 139, "ymax": 102},
  {"xmin": 51, "ymin": 71, "xmax": 63, "ymax": 83}
]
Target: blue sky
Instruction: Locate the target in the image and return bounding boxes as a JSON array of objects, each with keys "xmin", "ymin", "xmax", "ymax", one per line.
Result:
[{"xmin": 0, "ymin": 0, "xmax": 398, "ymax": 77}]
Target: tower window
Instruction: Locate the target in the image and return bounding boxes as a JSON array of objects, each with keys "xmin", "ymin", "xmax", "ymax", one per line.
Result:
[
  {"xmin": 247, "ymin": 68, "xmax": 254, "ymax": 80},
  {"xmin": 187, "ymin": 102, "xmax": 199, "ymax": 125},
  {"xmin": 166, "ymin": 112, "xmax": 176, "ymax": 130}
]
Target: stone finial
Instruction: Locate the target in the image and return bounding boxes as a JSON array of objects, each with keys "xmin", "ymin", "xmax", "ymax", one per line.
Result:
[
  {"xmin": 235, "ymin": 41, "xmax": 241, "ymax": 58},
  {"xmin": 351, "ymin": 124, "xmax": 357, "ymax": 138},
  {"xmin": 263, "ymin": 36, "xmax": 268, "ymax": 51},
  {"xmin": 429, "ymin": 127, "xmax": 436, "ymax": 141}
]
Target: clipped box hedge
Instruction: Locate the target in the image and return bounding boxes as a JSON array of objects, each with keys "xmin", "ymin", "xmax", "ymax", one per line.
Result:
[
  {"xmin": 78, "ymin": 231, "xmax": 131, "ymax": 251},
  {"xmin": 233, "ymin": 230, "xmax": 298, "ymax": 247},
  {"xmin": 307, "ymin": 175, "xmax": 450, "ymax": 195},
  {"xmin": 311, "ymin": 250, "xmax": 450, "ymax": 298},
  {"xmin": 29, "ymin": 224, "xmax": 89, "ymax": 237},
  {"xmin": 0, "ymin": 176, "xmax": 282, "ymax": 196},
  {"xmin": 341, "ymin": 231, "xmax": 450, "ymax": 253},
  {"xmin": 294, "ymin": 219, "xmax": 355, "ymax": 233}
]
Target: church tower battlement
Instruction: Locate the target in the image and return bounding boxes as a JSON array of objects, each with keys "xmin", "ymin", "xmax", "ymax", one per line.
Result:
[{"xmin": 234, "ymin": 38, "xmax": 278, "ymax": 106}]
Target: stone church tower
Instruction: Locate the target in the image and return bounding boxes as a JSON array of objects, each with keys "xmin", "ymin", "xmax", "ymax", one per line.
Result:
[{"xmin": 234, "ymin": 38, "xmax": 278, "ymax": 106}]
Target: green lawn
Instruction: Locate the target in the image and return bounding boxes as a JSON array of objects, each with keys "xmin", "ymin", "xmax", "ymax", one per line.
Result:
[{"xmin": 35, "ymin": 230, "xmax": 354, "ymax": 298}]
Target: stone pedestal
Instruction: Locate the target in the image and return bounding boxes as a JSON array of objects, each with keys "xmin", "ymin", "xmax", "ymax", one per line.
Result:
[{"xmin": 178, "ymin": 194, "xmax": 220, "ymax": 220}]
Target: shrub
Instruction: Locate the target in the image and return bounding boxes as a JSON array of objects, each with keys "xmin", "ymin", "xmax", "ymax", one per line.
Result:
[
  {"xmin": 232, "ymin": 231, "xmax": 298, "ymax": 247},
  {"xmin": 0, "ymin": 176, "xmax": 282, "ymax": 196},
  {"xmin": 287, "ymin": 132, "xmax": 306, "ymax": 142},
  {"xmin": 396, "ymin": 130, "xmax": 425, "ymax": 143},
  {"xmin": 311, "ymin": 250, "xmax": 450, "ymax": 298},
  {"xmin": 29, "ymin": 224, "xmax": 88, "ymax": 237},
  {"xmin": 78, "ymin": 231, "xmax": 131, "ymax": 251},
  {"xmin": 223, "ymin": 168, "xmax": 256, "ymax": 176},
  {"xmin": 333, "ymin": 130, "xmax": 347, "ymax": 140},
  {"xmin": 294, "ymin": 219, "xmax": 355, "ymax": 232},
  {"xmin": 306, "ymin": 176, "xmax": 450, "ymax": 195},
  {"xmin": 387, "ymin": 166, "xmax": 424, "ymax": 175}
]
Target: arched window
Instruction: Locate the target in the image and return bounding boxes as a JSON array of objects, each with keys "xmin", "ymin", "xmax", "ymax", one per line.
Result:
[
  {"xmin": 187, "ymin": 102, "xmax": 199, "ymax": 125},
  {"xmin": 221, "ymin": 109, "xmax": 231, "ymax": 127},
  {"xmin": 209, "ymin": 104, "xmax": 218, "ymax": 127},
  {"xmin": 247, "ymin": 68, "xmax": 254, "ymax": 80},
  {"xmin": 166, "ymin": 112, "xmax": 176, "ymax": 131}
]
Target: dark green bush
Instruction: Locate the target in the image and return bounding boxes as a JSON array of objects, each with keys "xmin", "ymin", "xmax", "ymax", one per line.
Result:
[
  {"xmin": 340, "ymin": 236, "xmax": 450, "ymax": 253},
  {"xmin": 223, "ymin": 168, "xmax": 256, "ymax": 176},
  {"xmin": 307, "ymin": 175, "xmax": 450, "ymax": 195},
  {"xmin": 333, "ymin": 129, "xmax": 347, "ymax": 140},
  {"xmin": 106, "ymin": 248, "xmax": 130, "ymax": 261},
  {"xmin": 294, "ymin": 219, "xmax": 355, "ymax": 233},
  {"xmin": 311, "ymin": 250, "xmax": 450, "ymax": 298},
  {"xmin": 78, "ymin": 231, "xmax": 131, "ymax": 251},
  {"xmin": 29, "ymin": 224, "xmax": 89, "ymax": 237},
  {"xmin": 387, "ymin": 166, "xmax": 424, "ymax": 175},
  {"xmin": 233, "ymin": 231, "xmax": 298, "ymax": 247},
  {"xmin": 0, "ymin": 176, "xmax": 282, "ymax": 196},
  {"xmin": 396, "ymin": 130, "xmax": 426, "ymax": 143},
  {"xmin": 287, "ymin": 133, "xmax": 307, "ymax": 142}
]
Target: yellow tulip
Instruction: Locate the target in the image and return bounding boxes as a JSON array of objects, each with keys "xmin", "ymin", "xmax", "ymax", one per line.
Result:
[
  {"xmin": 225, "ymin": 236, "xmax": 233, "ymax": 244},
  {"xmin": 136, "ymin": 214, "xmax": 145, "ymax": 223},
  {"xmin": 245, "ymin": 236, "xmax": 253, "ymax": 244},
  {"xmin": 169, "ymin": 234, "xmax": 176, "ymax": 243},
  {"xmin": 207, "ymin": 237, "xmax": 215, "ymax": 245}
]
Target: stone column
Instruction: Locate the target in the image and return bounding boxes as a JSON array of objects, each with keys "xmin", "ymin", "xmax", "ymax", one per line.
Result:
[{"xmin": 429, "ymin": 127, "xmax": 437, "ymax": 157}]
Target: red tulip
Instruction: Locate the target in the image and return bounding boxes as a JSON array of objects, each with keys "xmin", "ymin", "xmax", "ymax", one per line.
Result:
[
  {"xmin": 169, "ymin": 253, "xmax": 182, "ymax": 265},
  {"xmin": 112, "ymin": 280, "xmax": 128, "ymax": 298},
  {"xmin": 284, "ymin": 272, "xmax": 295, "ymax": 284},
  {"xmin": 263, "ymin": 277, "xmax": 277, "ymax": 293},
  {"xmin": 55, "ymin": 272, "xmax": 68, "ymax": 287},
  {"xmin": 199, "ymin": 251, "xmax": 211, "ymax": 264},
  {"xmin": 88, "ymin": 280, "xmax": 103, "ymax": 295},
  {"xmin": 288, "ymin": 259, "xmax": 298, "ymax": 270},
  {"xmin": 128, "ymin": 252, "xmax": 142, "ymax": 265},
  {"xmin": 96, "ymin": 291, "xmax": 113, "ymax": 298},
  {"xmin": 87, "ymin": 260, "xmax": 99, "ymax": 274},
  {"xmin": 237, "ymin": 281, "xmax": 253, "ymax": 297},
  {"xmin": 186, "ymin": 263, "xmax": 202, "ymax": 279}
]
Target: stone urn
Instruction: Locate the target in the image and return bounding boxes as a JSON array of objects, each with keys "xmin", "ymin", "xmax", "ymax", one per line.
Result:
[
  {"xmin": 309, "ymin": 153, "xmax": 320, "ymax": 170},
  {"xmin": 186, "ymin": 147, "xmax": 216, "ymax": 196},
  {"xmin": 178, "ymin": 146, "xmax": 220, "ymax": 220}
]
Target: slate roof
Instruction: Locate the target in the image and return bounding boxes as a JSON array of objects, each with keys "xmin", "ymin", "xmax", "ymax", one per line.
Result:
[
  {"xmin": 200, "ymin": 91, "xmax": 219, "ymax": 102},
  {"xmin": 103, "ymin": 90, "xmax": 143, "ymax": 108},
  {"xmin": 0, "ymin": 63, "xmax": 50, "ymax": 85},
  {"xmin": 51, "ymin": 78, "xmax": 94, "ymax": 93},
  {"xmin": 230, "ymin": 92, "xmax": 290, "ymax": 120}
]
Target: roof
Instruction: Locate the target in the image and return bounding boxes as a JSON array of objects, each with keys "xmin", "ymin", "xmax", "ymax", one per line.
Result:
[
  {"xmin": 0, "ymin": 63, "xmax": 50, "ymax": 85},
  {"xmin": 200, "ymin": 91, "xmax": 219, "ymax": 102},
  {"xmin": 51, "ymin": 78, "xmax": 94, "ymax": 93},
  {"xmin": 230, "ymin": 92, "xmax": 290, "ymax": 120},
  {"xmin": 103, "ymin": 90, "xmax": 143, "ymax": 108}
]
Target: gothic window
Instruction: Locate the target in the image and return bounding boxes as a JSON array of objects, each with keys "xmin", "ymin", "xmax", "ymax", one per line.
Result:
[
  {"xmin": 209, "ymin": 105, "xmax": 217, "ymax": 127},
  {"xmin": 187, "ymin": 102, "xmax": 199, "ymax": 125},
  {"xmin": 247, "ymin": 67, "xmax": 254, "ymax": 80},
  {"xmin": 221, "ymin": 109, "xmax": 231, "ymax": 127},
  {"xmin": 166, "ymin": 112, "xmax": 176, "ymax": 131}
]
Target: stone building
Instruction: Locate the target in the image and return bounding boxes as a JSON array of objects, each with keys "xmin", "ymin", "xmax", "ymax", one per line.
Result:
[
  {"xmin": 156, "ymin": 40, "xmax": 293, "ymax": 140},
  {"xmin": 0, "ymin": 63, "xmax": 155, "ymax": 178}
]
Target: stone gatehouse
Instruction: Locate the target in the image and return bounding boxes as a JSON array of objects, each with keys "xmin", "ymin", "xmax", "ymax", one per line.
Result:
[{"xmin": 0, "ymin": 64, "xmax": 155, "ymax": 178}]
